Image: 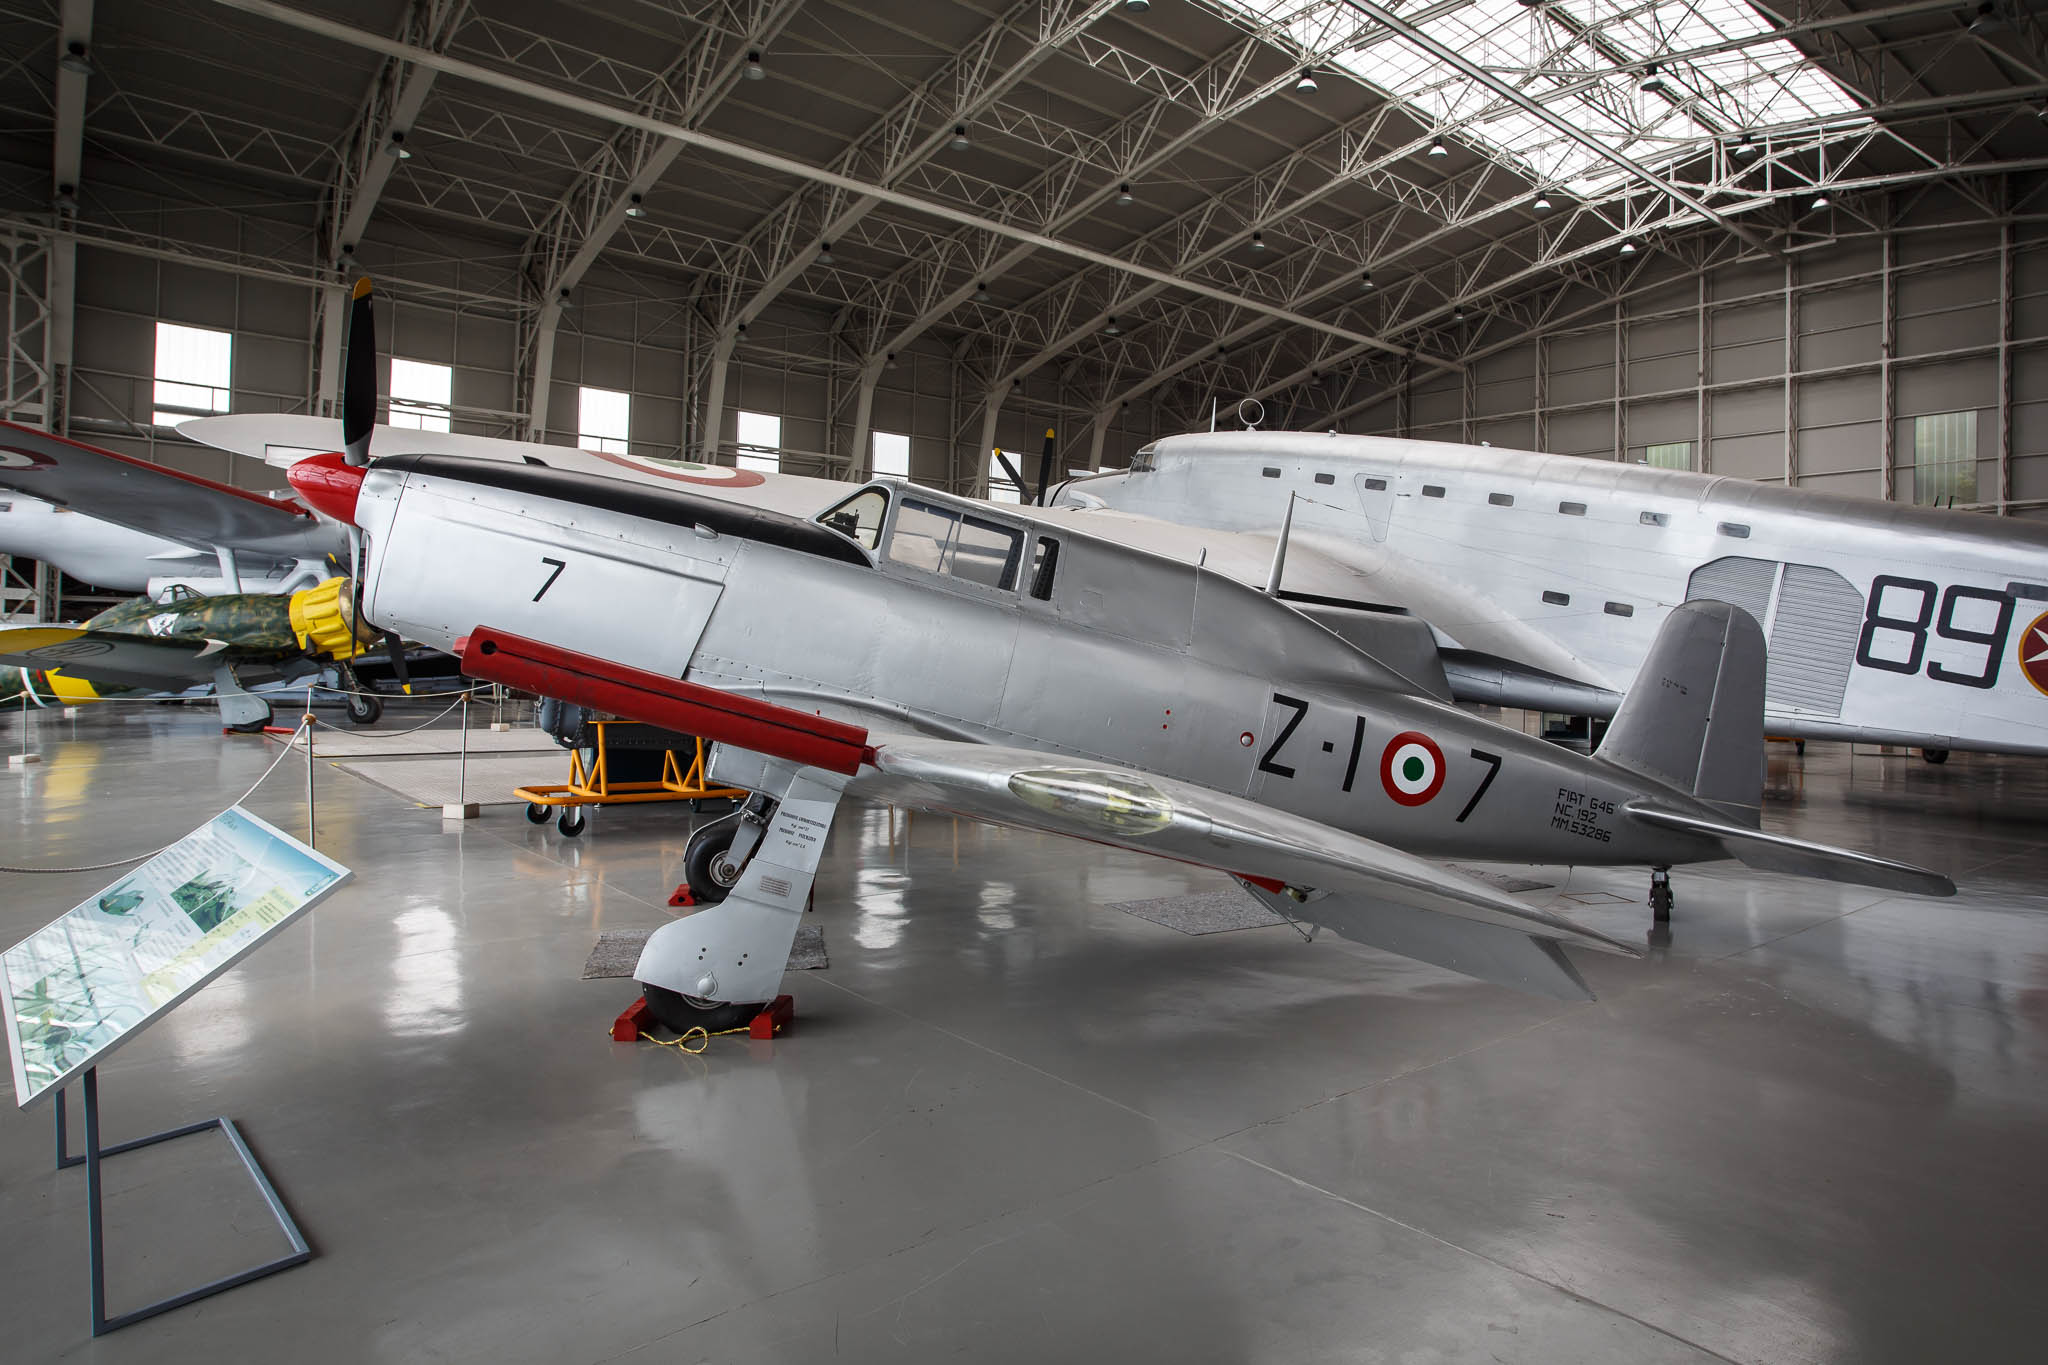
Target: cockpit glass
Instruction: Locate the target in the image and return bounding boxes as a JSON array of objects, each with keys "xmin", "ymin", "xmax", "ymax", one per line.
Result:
[{"xmin": 817, "ymin": 487, "xmax": 889, "ymax": 551}]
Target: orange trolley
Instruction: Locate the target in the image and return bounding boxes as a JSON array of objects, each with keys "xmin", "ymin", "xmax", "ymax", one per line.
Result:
[{"xmin": 517, "ymin": 721, "xmax": 746, "ymax": 836}]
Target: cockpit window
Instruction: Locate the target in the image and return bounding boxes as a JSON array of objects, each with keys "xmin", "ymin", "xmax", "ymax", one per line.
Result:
[
  {"xmin": 817, "ymin": 487, "xmax": 889, "ymax": 551},
  {"xmin": 1127, "ymin": 444, "xmax": 1158, "ymax": 473},
  {"xmin": 887, "ymin": 497, "xmax": 1024, "ymax": 590}
]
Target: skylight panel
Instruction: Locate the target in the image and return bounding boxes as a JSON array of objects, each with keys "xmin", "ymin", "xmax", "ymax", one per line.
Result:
[{"xmin": 1209, "ymin": 0, "xmax": 1865, "ymax": 197}]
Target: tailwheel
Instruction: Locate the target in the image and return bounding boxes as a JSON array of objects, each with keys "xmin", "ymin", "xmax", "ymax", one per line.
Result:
[
  {"xmin": 684, "ymin": 812, "xmax": 747, "ymax": 904},
  {"xmin": 344, "ymin": 690, "xmax": 383, "ymax": 725},
  {"xmin": 1649, "ymin": 866, "xmax": 1674, "ymax": 923},
  {"xmin": 639, "ymin": 983, "xmax": 762, "ymax": 1035}
]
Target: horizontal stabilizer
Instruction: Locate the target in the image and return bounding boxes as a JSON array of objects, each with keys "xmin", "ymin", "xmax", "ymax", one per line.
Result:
[
  {"xmin": 0, "ymin": 626, "xmax": 226, "ymax": 687},
  {"xmin": 1625, "ymin": 802, "xmax": 1954, "ymax": 897},
  {"xmin": 1236, "ymin": 879, "xmax": 1595, "ymax": 1001}
]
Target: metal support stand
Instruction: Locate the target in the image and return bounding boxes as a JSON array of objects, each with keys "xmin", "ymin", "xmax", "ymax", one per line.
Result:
[
  {"xmin": 52, "ymin": 1069, "xmax": 311, "ymax": 1337},
  {"xmin": 1649, "ymin": 866, "xmax": 1673, "ymax": 923}
]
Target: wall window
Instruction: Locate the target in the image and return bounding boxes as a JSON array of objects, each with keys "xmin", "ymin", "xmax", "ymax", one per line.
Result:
[
  {"xmin": 578, "ymin": 385, "xmax": 630, "ymax": 454},
  {"xmin": 1644, "ymin": 441, "xmax": 1694, "ymax": 470},
  {"xmin": 389, "ymin": 358, "xmax": 452, "ymax": 433},
  {"xmin": 736, "ymin": 410, "xmax": 781, "ymax": 473},
  {"xmin": 152, "ymin": 322, "xmax": 232, "ymax": 427},
  {"xmin": 872, "ymin": 430, "xmax": 910, "ymax": 479},
  {"xmin": 988, "ymin": 450, "xmax": 1022, "ymax": 504},
  {"xmin": 1914, "ymin": 411, "xmax": 1977, "ymax": 506}
]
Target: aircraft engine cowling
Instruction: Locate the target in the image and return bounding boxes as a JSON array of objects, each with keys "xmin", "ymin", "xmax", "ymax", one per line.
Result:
[{"xmin": 288, "ymin": 576, "xmax": 376, "ymax": 660}]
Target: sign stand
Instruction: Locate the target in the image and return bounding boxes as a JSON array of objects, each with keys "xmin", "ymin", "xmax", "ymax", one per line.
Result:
[{"xmin": 52, "ymin": 1068, "xmax": 311, "ymax": 1336}]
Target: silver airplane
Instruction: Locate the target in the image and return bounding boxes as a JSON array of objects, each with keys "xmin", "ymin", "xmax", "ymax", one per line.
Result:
[
  {"xmin": 279, "ymin": 437, "xmax": 1951, "ymax": 1030},
  {"xmin": 1053, "ymin": 431, "xmax": 2048, "ymax": 761}
]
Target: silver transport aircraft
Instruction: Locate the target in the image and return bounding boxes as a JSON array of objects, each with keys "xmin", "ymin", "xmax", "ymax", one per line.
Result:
[
  {"xmin": 278, "ymin": 434, "xmax": 1951, "ymax": 1031},
  {"xmin": 1053, "ymin": 431, "xmax": 2048, "ymax": 760}
]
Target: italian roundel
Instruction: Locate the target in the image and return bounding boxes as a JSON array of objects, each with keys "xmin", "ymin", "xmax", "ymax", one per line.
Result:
[{"xmin": 1380, "ymin": 731, "xmax": 1446, "ymax": 806}]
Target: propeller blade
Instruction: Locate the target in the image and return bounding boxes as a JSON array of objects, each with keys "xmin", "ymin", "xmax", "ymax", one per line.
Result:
[
  {"xmin": 992, "ymin": 448, "xmax": 1028, "ymax": 500},
  {"xmin": 1033, "ymin": 425, "xmax": 1056, "ymax": 505},
  {"xmin": 342, "ymin": 276, "xmax": 376, "ymax": 467},
  {"xmin": 381, "ymin": 630, "xmax": 412, "ymax": 695}
]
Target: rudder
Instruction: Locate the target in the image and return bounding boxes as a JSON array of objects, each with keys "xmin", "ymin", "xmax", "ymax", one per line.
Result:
[{"xmin": 1595, "ymin": 600, "xmax": 1765, "ymax": 826}]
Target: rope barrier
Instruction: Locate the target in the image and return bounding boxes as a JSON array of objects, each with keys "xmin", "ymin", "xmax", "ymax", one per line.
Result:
[{"xmin": 0, "ymin": 714, "xmax": 317, "ymax": 873}]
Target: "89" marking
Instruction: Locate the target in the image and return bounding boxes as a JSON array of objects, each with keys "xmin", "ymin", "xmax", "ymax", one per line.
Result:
[{"xmin": 1854, "ymin": 576, "xmax": 2014, "ymax": 690}]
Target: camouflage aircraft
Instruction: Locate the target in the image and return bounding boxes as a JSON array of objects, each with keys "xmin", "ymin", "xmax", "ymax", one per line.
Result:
[{"xmin": 0, "ymin": 575, "xmax": 384, "ymax": 729}]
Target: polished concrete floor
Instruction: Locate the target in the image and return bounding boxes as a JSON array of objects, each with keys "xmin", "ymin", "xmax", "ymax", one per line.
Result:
[{"xmin": 1, "ymin": 705, "xmax": 2045, "ymax": 1363}]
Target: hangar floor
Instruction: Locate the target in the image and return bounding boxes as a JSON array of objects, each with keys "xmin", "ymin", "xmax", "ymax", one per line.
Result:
[{"xmin": 1, "ymin": 706, "xmax": 2043, "ymax": 1364}]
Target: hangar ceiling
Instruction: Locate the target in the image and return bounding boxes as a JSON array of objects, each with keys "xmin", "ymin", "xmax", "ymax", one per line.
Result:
[{"xmin": 0, "ymin": 0, "xmax": 2044, "ymax": 439}]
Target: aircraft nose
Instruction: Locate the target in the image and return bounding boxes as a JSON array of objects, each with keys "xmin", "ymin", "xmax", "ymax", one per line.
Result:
[{"xmin": 287, "ymin": 452, "xmax": 366, "ymax": 526}]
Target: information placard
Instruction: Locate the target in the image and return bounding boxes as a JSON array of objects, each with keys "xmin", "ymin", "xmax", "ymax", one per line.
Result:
[{"xmin": 3, "ymin": 806, "xmax": 350, "ymax": 1108}]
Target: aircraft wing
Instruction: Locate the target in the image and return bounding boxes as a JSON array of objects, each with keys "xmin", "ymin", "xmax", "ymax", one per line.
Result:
[
  {"xmin": 454, "ymin": 625, "xmax": 1632, "ymax": 1001},
  {"xmin": 0, "ymin": 626, "xmax": 233, "ymax": 688},
  {"xmin": 0, "ymin": 420, "xmax": 335, "ymax": 557}
]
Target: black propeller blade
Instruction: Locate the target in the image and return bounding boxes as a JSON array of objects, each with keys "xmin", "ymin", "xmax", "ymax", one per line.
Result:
[
  {"xmin": 1032, "ymin": 425, "xmax": 1056, "ymax": 505},
  {"xmin": 342, "ymin": 276, "xmax": 376, "ymax": 468},
  {"xmin": 992, "ymin": 448, "xmax": 1028, "ymax": 499},
  {"xmin": 381, "ymin": 630, "xmax": 412, "ymax": 695}
]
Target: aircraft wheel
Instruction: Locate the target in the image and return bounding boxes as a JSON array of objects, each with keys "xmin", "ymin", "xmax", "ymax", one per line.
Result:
[
  {"xmin": 684, "ymin": 813, "xmax": 746, "ymax": 905},
  {"xmin": 557, "ymin": 808, "xmax": 588, "ymax": 837},
  {"xmin": 345, "ymin": 691, "xmax": 383, "ymax": 726},
  {"xmin": 525, "ymin": 802, "xmax": 551, "ymax": 825},
  {"xmin": 1922, "ymin": 748, "xmax": 1950, "ymax": 765},
  {"xmin": 226, "ymin": 703, "xmax": 273, "ymax": 735},
  {"xmin": 638, "ymin": 984, "xmax": 761, "ymax": 1036}
]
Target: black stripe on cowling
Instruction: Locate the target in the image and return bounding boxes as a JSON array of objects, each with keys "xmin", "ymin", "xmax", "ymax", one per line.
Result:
[{"xmin": 377, "ymin": 453, "xmax": 874, "ymax": 569}]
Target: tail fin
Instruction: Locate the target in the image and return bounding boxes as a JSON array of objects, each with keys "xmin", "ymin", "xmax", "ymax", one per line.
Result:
[{"xmin": 1595, "ymin": 600, "xmax": 1765, "ymax": 826}]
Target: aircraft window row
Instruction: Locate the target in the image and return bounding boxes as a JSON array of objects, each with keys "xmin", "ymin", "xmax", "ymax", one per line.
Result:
[
  {"xmin": 1718, "ymin": 522, "xmax": 1751, "ymax": 538},
  {"xmin": 1543, "ymin": 590, "xmax": 1569, "ymax": 606},
  {"xmin": 2008, "ymin": 581, "xmax": 2048, "ymax": 601},
  {"xmin": 1605, "ymin": 601, "xmax": 1634, "ymax": 617},
  {"xmin": 1488, "ymin": 492, "xmax": 1514, "ymax": 507},
  {"xmin": 1559, "ymin": 501, "xmax": 1587, "ymax": 516},
  {"xmin": 888, "ymin": 498, "xmax": 1025, "ymax": 590},
  {"xmin": 1640, "ymin": 511, "xmax": 1669, "ymax": 527},
  {"xmin": 1363, "ymin": 477, "xmax": 1388, "ymax": 491},
  {"xmin": 1422, "ymin": 484, "xmax": 1446, "ymax": 498},
  {"xmin": 1313, "ymin": 472, "xmax": 1335, "ymax": 485},
  {"xmin": 1261, "ymin": 467, "xmax": 1281, "ymax": 479}
]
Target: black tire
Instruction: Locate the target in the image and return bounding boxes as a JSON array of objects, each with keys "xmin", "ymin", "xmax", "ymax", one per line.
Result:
[
  {"xmin": 225, "ymin": 702, "xmax": 273, "ymax": 735},
  {"xmin": 1795, "ymin": 739, "xmax": 1806, "ymax": 755},
  {"xmin": 345, "ymin": 691, "xmax": 382, "ymax": 726},
  {"xmin": 684, "ymin": 814, "xmax": 746, "ymax": 904},
  {"xmin": 557, "ymin": 808, "xmax": 587, "ymax": 837},
  {"xmin": 525, "ymin": 802, "xmax": 551, "ymax": 825},
  {"xmin": 1922, "ymin": 748, "xmax": 1950, "ymax": 765},
  {"xmin": 639, "ymin": 984, "xmax": 761, "ymax": 1035}
]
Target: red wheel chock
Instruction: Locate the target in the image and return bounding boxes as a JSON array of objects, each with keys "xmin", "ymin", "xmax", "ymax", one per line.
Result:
[
  {"xmin": 749, "ymin": 995, "xmax": 795, "ymax": 1039},
  {"xmin": 667, "ymin": 884, "xmax": 696, "ymax": 907},
  {"xmin": 611, "ymin": 996, "xmax": 653, "ymax": 1042}
]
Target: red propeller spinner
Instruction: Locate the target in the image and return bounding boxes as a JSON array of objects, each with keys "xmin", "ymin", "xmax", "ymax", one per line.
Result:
[{"xmin": 287, "ymin": 452, "xmax": 367, "ymax": 526}]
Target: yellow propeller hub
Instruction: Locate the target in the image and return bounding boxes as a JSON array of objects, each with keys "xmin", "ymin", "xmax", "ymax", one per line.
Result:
[{"xmin": 289, "ymin": 576, "xmax": 373, "ymax": 660}]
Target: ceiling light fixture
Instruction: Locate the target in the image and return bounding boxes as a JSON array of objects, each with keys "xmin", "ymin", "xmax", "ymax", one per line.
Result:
[
  {"xmin": 58, "ymin": 41, "xmax": 92, "ymax": 76},
  {"xmin": 1453, "ymin": 305, "xmax": 1466, "ymax": 321},
  {"xmin": 1638, "ymin": 65, "xmax": 1666, "ymax": 95},
  {"xmin": 1123, "ymin": 0, "xmax": 1150, "ymax": 12},
  {"xmin": 1115, "ymin": 182, "xmax": 1134, "ymax": 206},
  {"xmin": 1250, "ymin": 230, "xmax": 1266, "ymax": 251},
  {"xmin": 1295, "ymin": 70, "xmax": 1317, "ymax": 93},
  {"xmin": 1517, "ymin": 0, "xmax": 1545, "ymax": 7},
  {"xmin": 974, "ymin": 281, "xmax": 990, "ymax": 302},
  {"xmin": 1969, "ymin": 3, "xmax": 2009, "ymax": 36},
  {"xmin": 1810, "ymin": 192, "xmax": 1830, "ymax": 210},
  {"xmin": 1104, "ymin": 316, "xmax": 1121, "ymax": 336},
  {"xmin": 816, "ymin": 240, "xmax": 833, "ymax": 264},
  {"xmin": 1619, "ymin": 240, "xmax": 1637, "ymax": 254},
  {"xmin": 950, "ymin": 125, "xmax": 971, "ymax": 151},
  {"xmin": 384, "ymin": 130, "xmax": 411, "ymax": 160},
  {"xmin": 1428, "ymin": 137, "xmax": 1448, "ymax": 157},
  {"xmin": 744, "ymin": 51, "xmax": 765, "ymax": 80},
  {"xmin": 1360, "ymin": 270, "xmax": 1374, "ymax": 288},
  {"xmin": 624, "ymin": 193, "xmax": 645, "ymax": 218},
  {"xmin": 1734, "ymin": 133, "xmax": 1759, "ymax": 158},
  {"xmin": 885, "ymin": 352, "xmax": 898, "ymax": 369},
  {"xmin": 1533, "ymin": 193, "xmax": 1552, "ymax": 211}
]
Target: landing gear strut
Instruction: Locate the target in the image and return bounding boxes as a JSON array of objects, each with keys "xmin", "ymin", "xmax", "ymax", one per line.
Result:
[{"xmin": 1649, "ymin": 866, "xmax": 1673, "ymax": 922}]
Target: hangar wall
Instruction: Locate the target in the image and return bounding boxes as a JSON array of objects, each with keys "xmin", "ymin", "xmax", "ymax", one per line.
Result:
[{"xmin": 1343, "ymin": 193, "xmax": 2048, "ymax": 518}]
